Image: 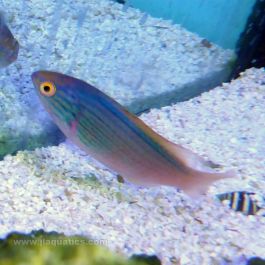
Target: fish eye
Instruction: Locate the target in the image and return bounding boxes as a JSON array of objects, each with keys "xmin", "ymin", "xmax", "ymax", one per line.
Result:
[{"xmin": 40, "ymin": 81, "xmax": 56, "ymax": 97}]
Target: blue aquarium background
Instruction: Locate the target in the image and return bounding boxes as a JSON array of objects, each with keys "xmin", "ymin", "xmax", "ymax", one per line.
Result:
[{"xmin": 125, "ymin": 0, "xmax": 256, "ymax": 49}]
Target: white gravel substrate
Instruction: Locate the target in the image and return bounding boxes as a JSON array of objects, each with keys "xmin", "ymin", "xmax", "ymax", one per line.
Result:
[{"xmin": 0, "ymin": 68, "xmax": 264, "ymax": 265}]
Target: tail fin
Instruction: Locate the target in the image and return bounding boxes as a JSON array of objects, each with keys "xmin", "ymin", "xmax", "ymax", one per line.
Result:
[{"xmin": 182, "ymin": 169, "xmax": 235, "ymax": 198}]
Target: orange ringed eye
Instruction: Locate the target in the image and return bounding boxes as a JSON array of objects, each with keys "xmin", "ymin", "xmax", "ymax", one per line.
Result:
[{"xmin": 40, "ymin": 82, "xmax": 56, "ymax": 97}]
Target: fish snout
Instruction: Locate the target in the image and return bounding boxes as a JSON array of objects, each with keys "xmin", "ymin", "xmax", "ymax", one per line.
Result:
[{"xmin": 31, "ymin": 71, "xmax": 43, "ymax": 90}]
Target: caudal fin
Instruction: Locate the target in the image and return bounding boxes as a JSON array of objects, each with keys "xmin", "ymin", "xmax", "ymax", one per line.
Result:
[{"xmin": 182, "ymin": 169, "xmax": 235, "ymax": 198}]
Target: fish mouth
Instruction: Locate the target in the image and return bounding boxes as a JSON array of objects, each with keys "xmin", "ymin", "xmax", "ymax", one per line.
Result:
[
  {"xmin": 31, "ymin": 71, "xmax": 38, "ymax": 81},
  {"xmin": 31, "ymin": 71, "xmax": 42, "ymax": 90}
]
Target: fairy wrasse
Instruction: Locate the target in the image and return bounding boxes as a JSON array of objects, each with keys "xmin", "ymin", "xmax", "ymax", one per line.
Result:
[
  {"xmin": 0, "ymin": 14, "xmax": 19, "ymax": 68},
  {"xmin": 31, "ymin": 71, "xmax": 234, "ymax": 197}
]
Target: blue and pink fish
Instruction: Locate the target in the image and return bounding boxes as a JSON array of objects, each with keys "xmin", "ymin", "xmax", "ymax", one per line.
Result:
[{"xmin": 31, "ymin": 71, "xmax": 234, "ymax": 197}]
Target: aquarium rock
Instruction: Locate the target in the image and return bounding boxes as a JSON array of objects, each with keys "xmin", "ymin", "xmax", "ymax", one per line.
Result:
[
  {"xmin": 0, "ymin": 0, "xmax": 234, "ymax": 157},
  {"xmin": 0, "ymin": 68, "xmax": 264, "ymax": 264},
  {"xmin": 1, "ymin": 0, "xmax": 234, "ymax": 113}
]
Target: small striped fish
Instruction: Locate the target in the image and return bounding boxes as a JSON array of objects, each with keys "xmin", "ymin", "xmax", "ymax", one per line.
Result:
[
  {"xmin": 216, "ymin": 191, "xmax": 262, "ymax": 215},
  {"xmin": 31, "ymin": 71, "xmax": 234, "ymax": 197}
]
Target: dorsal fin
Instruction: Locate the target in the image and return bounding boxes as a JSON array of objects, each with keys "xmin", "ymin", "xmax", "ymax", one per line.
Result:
[
  {"xmin": 160, "ymin": 140, "xmax": 222, "ymax": 173},
  {"xmin": 116, "ymin": 106, "xmax": 235, "ymax": 198},
  {"xmin": 121, "ymin": 108, "xmax": 220, "ymax": 173}
]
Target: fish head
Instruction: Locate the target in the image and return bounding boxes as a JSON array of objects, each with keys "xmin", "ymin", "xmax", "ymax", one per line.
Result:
[
  {"xmin": 31, "ymin": 71, "xmax": 87, "ymax": 136},
  {"xmin": 0, "ymin": 19, "xmax": 19, "ymax": 67}
]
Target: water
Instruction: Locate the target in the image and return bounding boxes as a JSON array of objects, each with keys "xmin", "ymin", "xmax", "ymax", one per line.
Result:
[
  {"xmin": 0, "ymin": 1, "xmax": 264, "ymax": 264},
  {"xmin": 0, "ymin": 0, "xmax": 236, "ymax": 157}
]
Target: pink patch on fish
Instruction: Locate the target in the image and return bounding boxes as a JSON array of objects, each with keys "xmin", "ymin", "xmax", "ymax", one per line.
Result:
[{"xmin": 70, "ymin": 119, "xmax": 79, "ymax": 136}]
